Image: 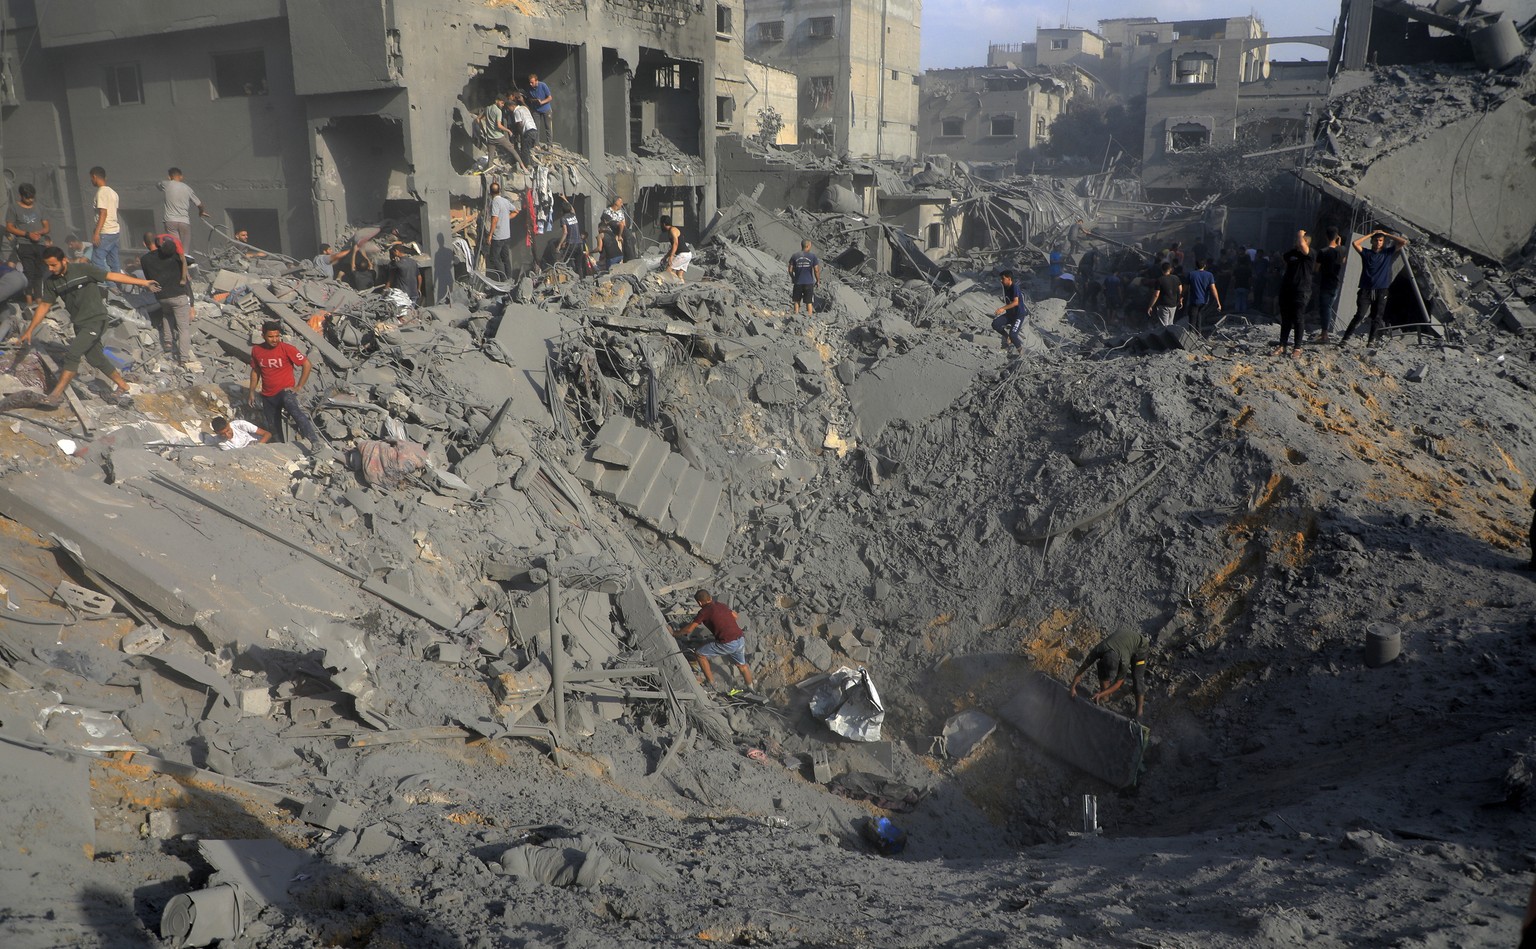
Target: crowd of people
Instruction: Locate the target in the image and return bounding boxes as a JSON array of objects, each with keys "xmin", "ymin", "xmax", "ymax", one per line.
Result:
[{"xmin": 1066, "ymin": 224, "xmax": 1411, "ymax": 354}]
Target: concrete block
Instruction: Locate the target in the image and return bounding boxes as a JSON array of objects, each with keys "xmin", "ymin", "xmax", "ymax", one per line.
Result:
[
  {"xmin": 941, "ymin": 709, "xmax": 997, "ymax": 760},
  {"xmin": 802, "ymin": 636, "xmax": 835, "ymax": 671},
  {"xmin": 793, "ymin": 350, "xmax": 821, "ymax": 373},
  {"xmin": 1405, "ymin": 365, "xmax": 1429, "ymax": 383},
  {"xmin": 300, "ymin": 795, "xmax": 363, "ymax": 832},
  {"xmin": 753, "ymin": 375, "xmax": 798, "ymax": 405},
  {"xmin": 635, "ymin": 453, "xmax": 688, "ymax": 528},
  {"xmin": 589, "ymin": 416, "xmax": 636, "ymax": 466},
  {"xmin": 695, "ymin": 513, "xmax": 732, "ymax": 563},
  {"xmin": 238, "ymin": 688, "xmax": 272, "ymax": 718},
  {"xmin": 148, "ymin": 809, "xmax": 180, "ymax": 838},
  {"xmin": 674, "ymin": 477, "xmax": 724, "ymax": 546},
  {"xmin": 121, "ymin": 625, "xmax": 167, "ymax": 655},
  {"xmin": 835, "ymin": 361, "xmax": 858, "ymax": 385},
  {"xmin": 1497, "ymin": 301, "xmax": 1536, "ymax": 334},
  {"xmin": 425, "ymin": 643, "xmax": 463, "ymax": 664},
  {"xmin": 293, "ymin": 480, "xmax": 321, "ymax": 503},
  {"xmin": 812, "ymin": 749, "xmax": 833, "ymax": 784},
  {"xmin": 288, "ymin": 696, "xmax": 342, "ymax": 725}
]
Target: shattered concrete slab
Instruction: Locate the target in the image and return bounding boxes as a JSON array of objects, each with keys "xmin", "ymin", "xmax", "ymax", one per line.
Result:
[
  {"xmin": 847, "ymin": 340, "xmax": 991, "ymax": 441},
  {"xmin": 998, "ymin": 673, "xmax": 1150, "ymax": 788}
]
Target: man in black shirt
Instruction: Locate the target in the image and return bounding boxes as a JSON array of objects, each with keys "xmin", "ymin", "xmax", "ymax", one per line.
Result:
[
  {"xmin": 1276, "ymin": 230, "xmax": 1314, "ymax": 357},
  {"xmin": 138, "ymin": 232, "xmax": 198, "ymax": 370},
  {"xmin": 1311, "ymin": 227, "xmax": 1345, "ymax": 342},
  {"xmin": 386, "ymin": 243, "xmax": 422, "ymax": 305},
  {"xmin": 1147, "ymin": 261, "xmax": 1182, "ymax": 327}
]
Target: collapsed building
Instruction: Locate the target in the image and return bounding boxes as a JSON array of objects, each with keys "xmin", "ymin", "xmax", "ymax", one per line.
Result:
[{"xmin": 1, "ymin": 1, "xmax": 1536, "ymax": 947}]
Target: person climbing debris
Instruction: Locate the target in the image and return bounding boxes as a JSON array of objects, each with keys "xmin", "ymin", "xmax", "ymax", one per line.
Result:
[
  {"xmin": 1070, "ymin": 628, "xmax": 1150, "ymax": 719},
  {"xmin": 992, "ymin": 269, "xmax": 1027, "ymax": 356},
  {"xmin": 671, "ymin": 589, "xmax": 753, "ymax": 690}
]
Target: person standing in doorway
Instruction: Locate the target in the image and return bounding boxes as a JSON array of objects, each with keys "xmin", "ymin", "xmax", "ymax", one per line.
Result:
[
  {"xmin": 787, "ymin": 239, "xmax": 820, "ymax": 316},
  {"xmin": 525, "ymin": 73, "xmax": 553, "ymax": 146},
  {"xmin": 88, "ymin": 167, "xmax": 122, "ymax": 273},
  {"xmin": 158, "ymin": 168, "xmax": 209, "ymax": 256},
  {"xmin": 1340, "ymin": 229, "xmax": 1409, "ymax": 348}
]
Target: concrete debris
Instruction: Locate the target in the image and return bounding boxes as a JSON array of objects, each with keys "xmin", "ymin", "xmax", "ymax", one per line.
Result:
[{"xmin": 941, "ymin": 709, "xmax": 997, "ymax": 760}]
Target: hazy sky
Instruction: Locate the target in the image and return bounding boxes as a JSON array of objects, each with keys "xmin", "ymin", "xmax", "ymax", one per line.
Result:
[{"xmin": 921, "ymin": 0, "xmax": 1342, "ymax": 69}]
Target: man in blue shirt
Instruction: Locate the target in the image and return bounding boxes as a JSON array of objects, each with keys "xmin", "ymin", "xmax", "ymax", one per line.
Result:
[
  {"xmin": 787, "ymin": 239, "xmax": 820, "ymax": 316},
  {"xmin": 1341, "ymin": 228, "xmax": 1409, "ymax": 347},
  {"xmin": 1185, "ymin": 258, "xmax": 1221, "ymax": 333},
  {"xmin": 525, "ymin": 73, "xmax": 553, "ymax": 146},
  {"xmin": 991, "ymin": 270, "xmax": 1027, "ymax": 356}
]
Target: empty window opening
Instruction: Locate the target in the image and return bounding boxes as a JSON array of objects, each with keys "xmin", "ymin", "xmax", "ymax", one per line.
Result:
[
  {"xmin": 1050, "ymin": 38, "xmax": 1070, "ymax": 50},
  {"xmin": 1137, "ymin": 31, "xmax": 1159, "ymax": 46},
  {"xmin": 118, "ymin": 209, "xmax": 155, "ymax": 244},
  {"xmin": 1036, "ymin": 115, "xmax": 1047, "ymax": 142},
  {"xmin": 717, "ymin": 5, "xmax": 733, "ymax": 35},
  {"xmin": 926, "ymin": 222, "xmax": 942, "ymax": 248},
  {"xmin": 716, "ymin": 95, "xmax": 735, "ymax": 127},
  {"xmin": 212, "ymin": 50, "xmax": 268, "ymax": 98},
  {"xmin": 1167, "ymin": 123, "xmax": 1211, "ymax": 152},
  {"xmin": 757, "ymin": 20, "xmax": 784, "ymax": 42},
  {"xmin": 631, "ymin": 51, "xmax": 702, "ymax": 155},
  {"xmin": 316, "ymin": 114, "xmax": 410, "ymax": 240},
  {"xmin": 990, "ymin": 114, "xmax": 1016, "ymax": 137},
  {"xmin": 940, "ymin": 116, "xmax": 964, "ymax": 137},
  {"xmin": 104, "ymin": 63, "xmax": 143, "ymax": 107},
  {"xmin": 809, "ymin": 17, "xmax": 835, "ymax": 38}
]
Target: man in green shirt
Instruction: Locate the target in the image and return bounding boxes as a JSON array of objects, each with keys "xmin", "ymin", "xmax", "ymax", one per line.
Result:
[
  {"xmin": 1070, "ymin": 628, "xmax": 1151, "ymax": 719},
  {"xmin": 17, "ymin": 247, "xmax": 159, "ymax": 407}
]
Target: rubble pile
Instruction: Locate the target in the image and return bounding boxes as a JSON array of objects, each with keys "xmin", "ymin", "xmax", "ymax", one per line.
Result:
[{"xmin": 2, "ymin": 110, "xmax": 1536, "ymax": 949}]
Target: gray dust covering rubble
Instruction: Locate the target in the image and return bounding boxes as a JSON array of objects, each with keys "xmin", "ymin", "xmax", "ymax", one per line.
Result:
[{"xmin": 3, "ymin": 23, "xmax": 1536, "ymax": 949}]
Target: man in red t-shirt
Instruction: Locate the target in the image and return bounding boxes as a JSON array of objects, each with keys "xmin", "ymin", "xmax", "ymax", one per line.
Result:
[
  {"xmin": 672, "ymin": 589, "xmax": 754, "ymax": 689},
  {"xmin": 247, "ymin": 320, "xmax": 319, "ymax": 446}
]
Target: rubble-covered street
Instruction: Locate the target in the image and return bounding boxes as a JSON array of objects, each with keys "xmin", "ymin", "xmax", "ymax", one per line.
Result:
[{"xmin": 2, "ymin": 1, "xmax": 1536, "ymax": 947}]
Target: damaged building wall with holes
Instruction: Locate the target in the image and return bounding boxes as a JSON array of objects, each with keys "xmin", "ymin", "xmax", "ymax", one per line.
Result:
[{"xmin": 7, "ymin": 0, "xmax": 727, "ymax": 261}]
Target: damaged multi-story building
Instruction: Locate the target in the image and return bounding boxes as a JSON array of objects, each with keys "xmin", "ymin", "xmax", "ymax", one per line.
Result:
[
  {"xmin": 742, "ymin": 0, "xmax": 921, "ymax": 158},
  {"xmin": 0, "ymin": 0, "xmax": 758, "ymax": 278}
]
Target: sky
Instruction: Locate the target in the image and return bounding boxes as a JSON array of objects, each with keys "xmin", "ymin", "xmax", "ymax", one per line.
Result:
[{"xmin": 920, "ymin": 0, "xmax": 1343, "ymax": 69}]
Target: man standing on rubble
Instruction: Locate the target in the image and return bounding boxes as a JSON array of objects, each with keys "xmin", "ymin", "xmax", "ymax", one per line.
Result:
[
  {"xmin": 672, "ymin": 589, "xmax": 754, "ymax": 690},
  {"xmin": 138, "ymin": 232, "xmax": 198, "ymax": 371},
  {"xmin": 525, "ymin": 73, "xmax": 553, "ymax": 146},
  {"xmin": 1185, "ymin": 259, "xmax": 1221, "ymax": 332},
  {"xmin": 1146, "ymin": 261, "xmax": 1182, "ymax": 327},
  {"xmin": 248, "ymin": 320, "xmax": 320, "ymax": 447},
  {"xmin": 480, "ymin": 93, "xmax": 522, "ymax": 169},
  {"xmin": 159, "ymin": 168, "xmax": 209, "ymax": 256},
  {"xmin": 17, "ymin": 247, "xmax": 159, "ymax": 408},
  {"xmin": 1312, "ymin": 227, "xmax": 1346, "ymax": 343},
  {"xmin": 600, "ymin": 197, "xmax": 630, "ymax": 260},
  {"xmin": 992, "ymin": 269, "xmax": 1027, "ymax": 356},
  {"xmin": 1340, "ymin": 228, "xmax": 1409, "ymax": 348},
  {"xmin": 1275, "ymin": 230, "xmax": 1314, "ymax": 358},
  {"xmin": 88, "ymin": 166, "xmax": 122, "ymax": 273},
  {"xmin": 658, "ymin": 215, "xmax": 691, "ymax": 279},
  {"xmin": 788, "ymin": 239, "xmax": 820, "ymax": 316},
  {"xmin": 1070, "ymin": 627, "xmax": 1150, "ymax": 719}
]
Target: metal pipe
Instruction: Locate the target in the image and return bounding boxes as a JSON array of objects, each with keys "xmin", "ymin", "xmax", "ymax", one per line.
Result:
[{"xmin": 548, "ymin": 575, "xmax": 566, "ymax": 739}]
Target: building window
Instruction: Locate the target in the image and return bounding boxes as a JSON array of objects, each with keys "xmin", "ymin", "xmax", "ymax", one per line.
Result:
[
  {"xmin": 1050, "ymin": 38, "xmax": 1070, "ymax": 50},
  {"xmin": 212, "ymin": 50, "xmax": 268, "ymax": 98},
  {"xmin": 1167, "ymin": 122, "xmax": 1211, "ymax": 152},
  {"xmin": 989, "ymin": 114, "xmax": 1016, "ymax": 137},
  {"xmin": 926, "ymin": 222, "xmax": 942, "ymax": 248},
  {"xmin": 716, "ymin": 95, "xmax": 735, "ymax": 127},
  {"xmin": 1173, "ymin": 52, "xmax": 1217, "ymax": 86},
  {"xmin": 890, "ymin": 70, "xmax": 899, "ymax": 80},
  {"xmin": 940, "ymin": 116, "xmax": 964, "ymax": 137},
  {"xmin": 1036, "ymin": 115, "xmax": 1047, "ymax": 142},
  {"xmin": 104, "ymin": 63, "xmax": 143, "ymax": 107},
  {"xmin": 653, "ymin": 64, "xmax": 683, "ymax": 89},
  {"xmin": 1137, "ymin": 31, "xmax": 1159, "ymax": 46},
  {"xmin": 807, "ymin": 76, "xmax": 835, "ymax": 112},
  {"xmin": 716, "ymin": 5, "xmax": 732, "ymax": 35},
  {"xmin": 809, "ymin": 16, "xmax": 835, "ymax": 38},
  {"xmin": 757, "ymin": 20, "xmax": 784, "ymax": 42}
]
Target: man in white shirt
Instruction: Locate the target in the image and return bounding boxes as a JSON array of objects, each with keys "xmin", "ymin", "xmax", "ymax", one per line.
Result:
[
  {"xmin": 510, "ymin": 94, "xmax": 538, "ymax": 168},
  {"xmin": 211, "ymin": 415, "xmax": 271, "ymax": 450},
  {"xmin": 600, "ymin": 197, "xmax": 629, "ymax": 260},
  {"xmin": 89, "ymin": 166, "xmax": 122, "ymax": 272},
  {"xmin": 159, "ymin": 168, "xmax": 209, "ymax": 255}
]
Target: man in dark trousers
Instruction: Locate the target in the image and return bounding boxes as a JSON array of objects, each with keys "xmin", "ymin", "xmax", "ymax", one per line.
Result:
[
  {"xmin": 525, "ymin": 73, "xmax": 553, "ymax": 145},
  {"xmin": 672, "ymin": 589, "xmax": 754, "ymax": 689},
  {"xmin": 787, "ymin": 239, "xmax": 820, "ymax": 316},
  {"xmin": 1275, "ymin": 230, "xmax": 1314, "ymax": 357},
  {"xmin": 1312, "ymin": 227, "xmax": 1345, "ymax": 342},
  {"xmin": 138, "ymin": 232, "xmax": 198, "ymax": 370},
  {"xmin": 1071, "ymin": 628, "xmax": 1151, "ymax": 719},
  {"xmin": 18, "ymin": 247, "xmax": 159, "ymax": 408},
  {"xmin": 992, "ymin": 269, "xmax": 1027, "ymax": 356},
  {"xmin": 1186, "ymin": 258, "xmax": 1221, "ymax": 332},
  {"xmin": 1341, "ymin": 228, "xmax": 1409, "ymax": 347},
  {"xmin": 248, "ymin": 320, "xmax": 320, "ymax": 446}
]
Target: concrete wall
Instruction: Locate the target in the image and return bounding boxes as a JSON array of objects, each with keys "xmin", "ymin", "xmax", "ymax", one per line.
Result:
[
  {"xmin": 738, "ymin": 60, "xmax": 800, "ymax": 145},
  {"xmin": 0, "ymin": 2, "xmax": 75, "ymax": 235}
]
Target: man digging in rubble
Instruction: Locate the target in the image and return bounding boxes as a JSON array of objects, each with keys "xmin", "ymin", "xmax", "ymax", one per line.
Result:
[
  {"xmin": 992, "ymin": 269, "xmax": 1027, "ymax": 357},
  {"xmin": 671, "ymin": 589, "xmax": 754, "ymax": 691},
  {"xmin": 209, "ymin": 414, "xmax": 271, "ymax": 450},
  {"xmin": 1070, "ymin": 628, "xmax": 1150, "ymax": 720},
  {"xmin": 658, "ymin": 215, "xmax": 691, "ymax": 280},
  {"xmin": 17, "ymin": 247, "xmax": 159, "ymax": 409},
  {"xmin": 1340, "ymin": 228, "xmax": 1409, "ymax": 348}
]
